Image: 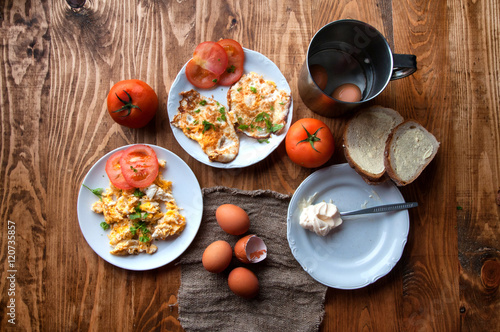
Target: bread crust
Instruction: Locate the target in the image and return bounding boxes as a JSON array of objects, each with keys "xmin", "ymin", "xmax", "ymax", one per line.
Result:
[
  {"xmin": 384, "ymin": 120, "xmax": 439, "ymax": 186},
  {"xmin": 343, "ymin": 106, "xmax": 403, "ymax": 182},
  {"xmin": 343, "ymin": 142, "xmax": 387, "ymax": 183}
]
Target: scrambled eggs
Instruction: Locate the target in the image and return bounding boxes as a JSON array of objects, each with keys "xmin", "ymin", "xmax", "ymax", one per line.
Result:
[{"xmin": 91, "ymin": 161, "xmax": 186, "ymax": 255}]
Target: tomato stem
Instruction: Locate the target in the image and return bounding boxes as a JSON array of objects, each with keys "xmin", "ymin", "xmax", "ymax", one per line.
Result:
[
  {"xmin": 113, "ymin": 90, "xmax": 142, "ymax": 117},
  {"xmin": 297, "ymin": 125, "xmax": 323, "ymax": 153}
]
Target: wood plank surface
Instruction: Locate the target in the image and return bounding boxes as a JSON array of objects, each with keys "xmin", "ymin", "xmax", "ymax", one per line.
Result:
[{"xmin": 0, "ymin": 0, "xmax": 498, "ymax": 331}]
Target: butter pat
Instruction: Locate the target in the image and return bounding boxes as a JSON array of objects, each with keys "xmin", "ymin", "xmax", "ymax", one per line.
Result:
[{"xmin": 299, "ymin": 200, "xmax": 343, "ymax": 236}]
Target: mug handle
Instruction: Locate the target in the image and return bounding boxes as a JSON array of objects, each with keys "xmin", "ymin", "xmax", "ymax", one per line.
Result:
[{"xmin": 391, "ymin": 54, "xmax": 417, "ymax": 80}]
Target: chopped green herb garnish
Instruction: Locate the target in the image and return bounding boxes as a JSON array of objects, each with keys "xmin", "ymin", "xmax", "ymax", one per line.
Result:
[
  {"xmin": 250, "ymin": 86, "xmax": 257, "ymax": 93},
  {"xmin": 255, "ymin": 112, "xmax": 270, "ymax": 122},
  {"xmin": 139, "ymin": 235, "xmax": 150, "ymax": 243},
  {"xmin": 270, "ymin": 105, "xmax": 275, "ymax": 111},
  {"xmin": 237, "ymin": 87, "xmax": 242, "ymax": 92},
  {"xmin": 199, "ymin": 100, "xmax": 207, "ymax": 106},
  {"xmin": 82, "ymin": 184, "xmax": 104, "ymax": 199},
  {"xmin": 129, "ymin": 212, "xmax": 145, "ymax": 220},
  {"xmin": 227, "ymin": 65, "xmax": 236, "ymax": 73},
  {"xmin": 130, "ymin": 165, "xmax": 138, "ymax": 173},
  {"xmin": 218, "ymin": 107, "xmax": 227, "ymax": 121},
  {"xmin": 279, "ymin": 102, "xmax": 285, "ymax": 105},
  {"xmin": 130, "ymin": 221, "xmax": 151, "ymax": 239},
  {"xmin": 238, "ymin": 124, "xmax": 249, "ymax": 130},
  {"xmin": 202, "ymin": 120, "xmax": 215, "ymax": 133},
  {"xmin": 212, "ymin": 78, "xmax": 218, "ymax": 83},
  {"xmin": 100, "ymin": 222, "xmax": 110, "ymax": 230},
  {"xmin": 457, "ymin": 206, "xmax": 463, "ymax": 210},
  {"xmin": 269, "ymin": 123, "xmax": 283, "ymax": 133},
  {"xmin": 129, "ymin": 205, "xmax": 149, "ymax": 220},
  {"xmin": 193, "ymin": 120, "xmax": 199, "ymax": 125},
  {"xmin": 258, "ymin": 139, "xmax": 270, "ymax": 144},
  {"xmin": 194, "ymin": 109, "xmax": 201, "ymax": 113},
  {"xmin": 253, "ymin": 112, "xmax": 282, "ymax": 133},
  {"xmin": 133, "ymin": 189, "xmax": 145, "ymax": 197}
]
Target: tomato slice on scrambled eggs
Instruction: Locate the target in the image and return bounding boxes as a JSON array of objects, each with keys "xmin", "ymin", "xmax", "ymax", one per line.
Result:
[{"xmin": 91, "ymin": 160, "xmax": 186, "ymax": 255}]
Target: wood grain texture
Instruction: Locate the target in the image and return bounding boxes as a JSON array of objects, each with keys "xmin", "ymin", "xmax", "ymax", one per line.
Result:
[
  {"xmin": 449, "ymin": 0, "xmax": 500, "ymax": 330},
  {"xmin": 0, "ymin": 0, "xmax": 498, "ymax": 331}
]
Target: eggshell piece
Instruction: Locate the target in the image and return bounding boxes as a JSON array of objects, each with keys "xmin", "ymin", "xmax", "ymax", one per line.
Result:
[
  {"xmin": 234, "ymin": 234, "xmax": 267, "ymax": 264},
  {"xmin": 228, "ymin": 267, "xmax": 259, "ymax": 299},
  {"xmin": 202, "ymin": 240, "xmax": 233, "ymax": 273},
  {"xmin": 215, "ymin": 204, "xmax": 250, "ymax": 235}
]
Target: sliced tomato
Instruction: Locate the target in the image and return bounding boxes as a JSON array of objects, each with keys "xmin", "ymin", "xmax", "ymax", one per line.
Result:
[
  {"xmin": 186, "ymin": 41, "xmax": 228, "ymax": 89},
  {"xmin": 105, "ymin": 151, "xmax": 134, "ymax": 190},
  {"xmin": 193, "ymin": 41, "xmax": 228, "ymax": 76},
  {"xmin": 119, "ymin": 145, "xmax": 159, "ymax": 188},
  {"xmin": 217, "ymin": 39, "xmax": 245, "ymax": 86},
  {"xmin": 185, "ymin": 59, "xmax": 220, "ymax": 89}
]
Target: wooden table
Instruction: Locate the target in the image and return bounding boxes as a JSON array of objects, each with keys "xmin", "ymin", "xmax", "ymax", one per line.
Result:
[{"xmin": 1, "ymin": 0, "xmax": 499, "ymax": 330}]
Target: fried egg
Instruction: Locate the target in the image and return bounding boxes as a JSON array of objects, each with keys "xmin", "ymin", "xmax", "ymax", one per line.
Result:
[
  {"xmin": 91, "ymin": 161, "xmax": 186, "ymax": 256},
  {"xmin": 227, "ymin": 72, "xmax": 291, "ymax": 139},
  {"xmin": 171, "ymin": 90, "xmax": 239, "ymax": 163}
]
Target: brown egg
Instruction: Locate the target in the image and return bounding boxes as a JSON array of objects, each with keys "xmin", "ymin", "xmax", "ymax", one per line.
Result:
[
  {"xmin": 331, "ymin": 83, "xmax": 362, "ymax": 102},
  {"xmin": 202, "ymin": 240, "xmax": 233, "ymax": 273},
  {"xmin": 228, "ymin": 267, "xmax": 259, "ymax": 299},
  {"xmin": 309, "ymin": 64, "xmax": 328, "ymax": 90},
  {"xmin": 215, "ymin": 204, "xmax": 250, "ymax": 235},
  {"xmin": 234, "ymin": 235, "xmax": 267, "ymax": 264}
]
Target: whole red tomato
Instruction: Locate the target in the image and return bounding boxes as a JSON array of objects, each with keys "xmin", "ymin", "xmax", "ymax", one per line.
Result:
[
  {"xmin": 107, "ymin": 79, "xmax": 158, "ymax": 128},
  {"xmin": 285, "ymin": 118, "xmax": 335, "ymax": 168}
]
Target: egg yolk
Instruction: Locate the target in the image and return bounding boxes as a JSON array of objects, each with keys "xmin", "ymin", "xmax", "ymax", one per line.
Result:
[{"xmin": 331, "ymin": 83, "xmax": 362, "ymax": 102}]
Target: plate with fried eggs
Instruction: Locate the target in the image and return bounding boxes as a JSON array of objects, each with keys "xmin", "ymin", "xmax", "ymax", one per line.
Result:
[
  {"xmin": 167, "ymin": 48, "xmax": 293, "ymax": 168},
  {"xmin": 77, "ymin": 144, "xmax": 203, "ymax": 270}
]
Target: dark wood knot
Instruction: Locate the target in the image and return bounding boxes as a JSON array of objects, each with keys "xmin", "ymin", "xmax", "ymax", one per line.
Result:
[{"xmin": 481, "ymin": 259, "xmax": 500, "ymax": 291}]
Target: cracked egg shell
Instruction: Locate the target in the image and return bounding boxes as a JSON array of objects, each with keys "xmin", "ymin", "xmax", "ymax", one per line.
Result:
[{"xmin": 234, "ymin": 234, "xmax": 267, "ymax": 264}]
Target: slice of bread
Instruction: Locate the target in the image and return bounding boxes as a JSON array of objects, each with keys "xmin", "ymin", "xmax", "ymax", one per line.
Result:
[
  {"xmin": 343, "ymin": 106, "xmax": 404, "ymax": 183},
  {"xmin": 384, "ymin": 120, "xmax": 440, "ymax": 186}
]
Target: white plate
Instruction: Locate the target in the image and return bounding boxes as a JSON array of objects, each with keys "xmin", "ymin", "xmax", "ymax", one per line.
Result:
[
  {"xmin": 287, "ymin": 163, "xmax": 410, "ymax": 289},
  {"xmin": 77, "ymin": 144, "xmax": 203, "ymax": 271},
  {"xmin": 167, "ymin": 48, "xmax": 293, "ymax": 168}
]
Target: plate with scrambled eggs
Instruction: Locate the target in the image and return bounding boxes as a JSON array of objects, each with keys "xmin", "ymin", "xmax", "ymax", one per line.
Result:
[
  {"xmin": 77, "ymin": 144, "xmax": 203, "ymax": 270},
  {"xmin": 167, "ymin": 48, "xmax": 293, "ymax": 168}
]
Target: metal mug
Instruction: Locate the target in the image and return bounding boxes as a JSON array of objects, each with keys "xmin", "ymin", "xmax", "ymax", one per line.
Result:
[{"xmin": 298, "ymin": 19, "xmax": 417, "ymax": 117}]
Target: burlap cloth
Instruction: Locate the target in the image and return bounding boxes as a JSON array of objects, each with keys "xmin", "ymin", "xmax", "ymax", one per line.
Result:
[{"xmin": 178, "ymin": 187, "xmax": 327, "ymax": 332}]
